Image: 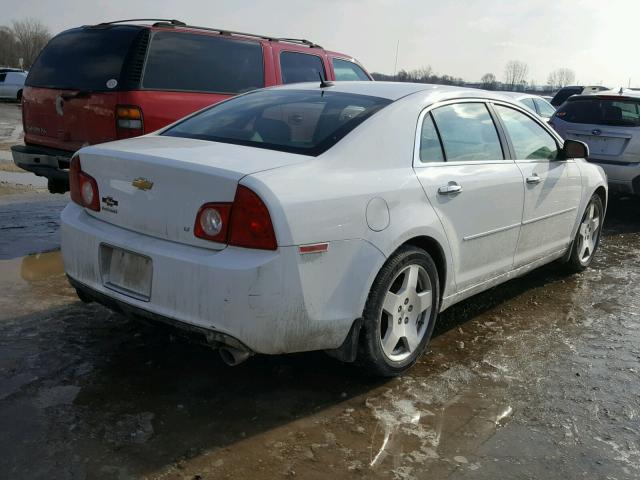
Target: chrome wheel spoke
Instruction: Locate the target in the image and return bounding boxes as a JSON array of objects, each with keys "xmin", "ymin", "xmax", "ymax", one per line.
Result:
[
  {"xmin": 591, "ymin": 216, "xmax": 600, "ymax": 232},
  {"xmin": 382, "ymin": 327, "xmax": 400, "ymax": 354},
  {"xmin": 383, "ymin": 291, "xmax": 400, "ymax": 315},
  {"xmin": 416, "ymin": 290, "xmax": 433, "ymax": 314},
  {"xmin": 400, "ymin": 265, "xmax": 419, "ymax": 295},
  {"xmin": 404, "ymin": 323, "xmax": 420, "ymax": 352}
]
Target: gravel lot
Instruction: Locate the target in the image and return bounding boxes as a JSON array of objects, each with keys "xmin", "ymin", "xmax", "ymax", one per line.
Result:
[{"xmin": 1, "ymin": 101, "xmax": 640, "ymax": 480}]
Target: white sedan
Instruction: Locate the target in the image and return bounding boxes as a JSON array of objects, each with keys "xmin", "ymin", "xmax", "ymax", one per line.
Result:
[{"xmin": 61, "ymin": 82, "xmax": 607, "ymax": 376}]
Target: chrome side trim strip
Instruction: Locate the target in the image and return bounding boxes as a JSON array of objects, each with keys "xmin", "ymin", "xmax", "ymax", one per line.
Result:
[
  {"xmin": 463, "ymin": 222, "xmax": 521, "ymax": 241},
  {"xmin": 522, "ymin": 207, "xmax": 577, "ymax": 226}
]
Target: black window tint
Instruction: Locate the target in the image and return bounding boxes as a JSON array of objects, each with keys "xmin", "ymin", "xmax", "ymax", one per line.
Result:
[
  {"xmin": 431, "ymin": 103, "xmax": 503, "ymax": 161},
  {"xmin": 26, "ymin": 26, "xmax": 142, "ymax": 91},
  {"xmin": 419, "ymin": 114, "xmax": 445, "ymax": 162},
  {"xmin": 521, "ymin": 97, "xmax": 536, "ymax": 111},
  {"xmin": 556, "ymin": 98, "xmax": 640, "ymax": 127},
  {"xmin": 534, "ymin": 98, "xmax": 556, "ymax": 118},
  {"xmin": 495, "ymin": 105, "xmax": 558, "ymax": 160},
  {"xmin": 280, "ymin": 52, "xmax": 326, "ymax": 84},
  {"xmin": 162, "ymin": 90, "xmax": 391, "ymax": 156},
  {"xmin": 143, "ymin": 32, "xmax": 263, "ymax": 93},
  {"xmin": 332, "ymin": 58, "xmax": 370, "ymax": 81}
]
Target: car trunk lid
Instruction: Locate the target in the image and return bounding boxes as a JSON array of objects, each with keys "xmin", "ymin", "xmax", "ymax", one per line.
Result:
[{"xmin": 77, "ymin": 135, "xmax": 306, "ymax": 250}]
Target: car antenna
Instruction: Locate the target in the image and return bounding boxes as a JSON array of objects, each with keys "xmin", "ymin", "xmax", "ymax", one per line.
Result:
[{"xmin": 319, "ymin": 72, "xmax": 334, "ymax": 89}]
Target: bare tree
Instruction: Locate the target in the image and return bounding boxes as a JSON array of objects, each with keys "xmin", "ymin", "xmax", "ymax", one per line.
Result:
[
  {"xmin": 504, "ymin": 60, "xmax": 529, "ymax": 90},
  {"xmin": 481, "ymin": 73, "xmax": 497, "ymax": 90},
  {"xmin": 11, "ymin": 18, "xmax": 51, "ymax": 68},
  {"xmin": 0, "ymin": 26, "xmax": 18, "ymax": 67},
  {"xmin": 547, "ymin": 68, "xmax": 576, "ymax": 90}
]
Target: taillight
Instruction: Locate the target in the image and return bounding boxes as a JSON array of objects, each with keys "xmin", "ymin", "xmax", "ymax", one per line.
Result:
[
  {"xmin": 194, "ymin": 203, "xmax": 231, "ymax": 243},
  {"xmin": 228, "ymin": 186, "xmax": 277, "ymax": 250},
  {"xmin": 194, "ymin": 186, "xmax": 277, "ymax": 250},
  {"xmin": 116, "ymin": 105, "xmax": 143, "ymax": 139},
  {"xmin": 69, "ymin": 155, "xmax": 100, "ymax": 211}
]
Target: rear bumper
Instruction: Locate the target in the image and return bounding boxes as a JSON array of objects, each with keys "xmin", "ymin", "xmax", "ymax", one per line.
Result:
[
  {"xmin": 11, "ymin": 144, "xmax": 73, "ymax": 182},
  {"xmin": 587, "ymin": 158, "xmax": 640, "ymax": 195},
  {"xmin": 61, "ymin": 203, "xmax": 384, "ymax": 355}
]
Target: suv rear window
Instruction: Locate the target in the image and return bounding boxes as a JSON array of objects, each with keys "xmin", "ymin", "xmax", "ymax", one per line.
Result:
[
  {"xmin": 162, "ymin": 89, "xmax": 391, "ymax": 156},
  {"xmin": 556, "ymin": 97, "xmax": 640, "ymax": 127},
  {"xmin": 142, "ymin": 31, "xmax": 264, "ymax": 94},
  {"xmin": 26, "ymin": 26, "xmax": 142, "ymax": 91}
]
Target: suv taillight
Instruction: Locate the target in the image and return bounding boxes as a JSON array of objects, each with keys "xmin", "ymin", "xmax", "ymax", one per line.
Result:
[
  {"xmin": 69, "ymin": 155, "xmax": 100, "ymax": 211},
  {"xmin": 194, "ymin": 186, "xmax": 277, "ymax": 250},
  {"xmin": 116, "ymin": 105, "xmax": 143, "ymax": 139}
]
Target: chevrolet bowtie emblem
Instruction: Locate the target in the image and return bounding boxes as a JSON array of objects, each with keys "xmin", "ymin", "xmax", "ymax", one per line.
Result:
[{"xmin": 132, "ymin": 177, "xmax": 154, "ymax": 191}]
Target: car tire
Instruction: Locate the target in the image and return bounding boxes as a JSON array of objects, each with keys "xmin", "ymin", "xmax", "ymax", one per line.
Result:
[
  {"xmin": 358, "ymin": 245, "xmax": 440, "ymax": 377},
  {"xmin": 565, "ymin": 194, "xmax": 604, "ymax": 273},
  {"xmin": 16, "ymin": 90, "xmax": 22, "ymax": 102}
]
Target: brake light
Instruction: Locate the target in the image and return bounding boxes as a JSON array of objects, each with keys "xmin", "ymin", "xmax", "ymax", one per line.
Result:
[
  {"xmin": 194, "ymin": 186, "xmax": 277, "ymax": 250},
  {"xmin": 69, "ymin": 155, "xmax": 100, "ymax": 211},
  {"xmin": 116, "ymin": 105, "xmax": 143, "ymax": 139}
]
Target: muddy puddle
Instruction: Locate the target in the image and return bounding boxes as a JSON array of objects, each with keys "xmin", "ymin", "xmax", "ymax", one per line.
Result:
[{"xmin": 0, "ymin": 198, "xmax": 639, "ymax": 479}]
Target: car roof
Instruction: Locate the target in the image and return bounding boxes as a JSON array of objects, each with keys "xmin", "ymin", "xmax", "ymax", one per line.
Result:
[
  {"xmin": 272, "ymin": 81, "xmax": 514, "ymax": 102},
  {"xmin": 568, "ymin": 88, "xmax": 640, "ymax": 101}
]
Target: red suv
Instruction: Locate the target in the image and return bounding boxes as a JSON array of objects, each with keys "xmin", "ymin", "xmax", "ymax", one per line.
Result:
[{"xmin": 12, "ymin": 19, "xmax": 371, "ymax": 193}]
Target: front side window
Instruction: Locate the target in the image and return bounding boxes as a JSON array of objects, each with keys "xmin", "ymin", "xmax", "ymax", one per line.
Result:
[
  {"xmin": 431, "ymin": 103, "xmax": 503, "ymax": 161},
  {"xmin": 162, "ymin": 89, "xmax": 391, "ymax": 156},
  {"xmin": 143, "ymin": 32, "xmax": 264, "ymax": 93},
  {"xmin": 419, "ymin": 113, "xmax": 445, "ymax": 162},
  {"xmin": 495, "ymin": 105, "xmax": 558, "ymax": 160},
  {"xmin": 521, "ymin": 97, "xmax": 536, "ymax": 112},
  {"xmin": 556, "ymin": 98, "xmax": 640, "ymax": 127},
  {"xmin": 280, "ymin": 51, "xmax": 326, "ymax": 84},
  {"xmin": 332, "ymin": 58, "xmax": 370, "ymax": 81}
]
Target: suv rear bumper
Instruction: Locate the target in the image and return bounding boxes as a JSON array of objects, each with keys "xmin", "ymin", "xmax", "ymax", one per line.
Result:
[
  {"xmin": 587, "ymin": 158, "xmax": 640, "ymax": 195},
  {"xmin": 11, "ymin": 144, "xmax": 73, "ymax": 183}
]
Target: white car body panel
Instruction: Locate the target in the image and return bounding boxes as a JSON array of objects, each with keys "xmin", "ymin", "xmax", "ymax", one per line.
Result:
[
  {"xmin": 61, "ymin": 82, "xmax": 608, "ymax": 356},
  {"xmin": 0, "ymin": 71, "xmax": 26, "ymax": 99}
]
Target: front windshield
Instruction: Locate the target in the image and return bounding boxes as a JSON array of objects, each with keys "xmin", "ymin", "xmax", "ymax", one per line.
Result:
[{"xmin": 162, "ymin": 89, "xmax": 392, "ymax": 156}]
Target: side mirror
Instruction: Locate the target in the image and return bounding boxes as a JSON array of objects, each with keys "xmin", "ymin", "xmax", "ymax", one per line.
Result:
[{"xmin": 562, "ymin": 139, "xmax": 589, "ymax": 160}]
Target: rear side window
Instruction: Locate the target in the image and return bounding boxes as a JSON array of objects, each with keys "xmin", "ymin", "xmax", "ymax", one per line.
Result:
[
  {"xmin": 495, "ymin": 105, "xmax": 558, "ymax": 160},
  {"xmin": 556, "ymin": 98, "xmax": 640, "ymax": 127},
  {"xmin": 26, "ymin": 26, "xmax": 142, "ymax": 91},
  {"xmin": 143, "ymin": 32, "xmax": 264, "ymax": 93},
  {"xmin": 280, "ymin": 52, "xmax": 326, "ymax": 84},
  {"xmin": 521, "ymin": 98, "xmax": 536, "ymax": 112},
  {"xmin": 162, "ymin": 89, "xmax": 391, "ymax": 156},
  {"xmin": 431, "ymin": 103, "xmax": 503, "ymax": 161},
  {"xmin": 534, "ymin": 98, "xmax": 556, "ymax": 118},
  {"xmin": 332, "ymin": 58, "xmax": 370, "ymax": 81},
  {"xmin": 418, "ymin": 114, "xmax": 445, "ymax": 162}
]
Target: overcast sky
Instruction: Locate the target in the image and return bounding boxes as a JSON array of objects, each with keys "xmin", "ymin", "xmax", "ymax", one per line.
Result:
[{"xmin": 7, "ymin": 0, "xmax": 639, "ymax": 87}]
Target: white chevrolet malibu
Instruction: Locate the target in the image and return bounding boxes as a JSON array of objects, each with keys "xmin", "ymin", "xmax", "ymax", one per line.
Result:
[{"xmin": 61, "ymin": 82, "xmax": 607, "ymax": 376}]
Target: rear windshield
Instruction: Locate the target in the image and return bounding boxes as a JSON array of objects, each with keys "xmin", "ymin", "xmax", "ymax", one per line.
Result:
[
  {"xmin": 556, "ymin": 97, "xmax": 640, "ymax": 127},
  {"xmin": 142, "ymin": 31, "xmax": 264, "ymax": 94},
  {"xmin": 162, "ymin": 89, "xmax": 392, "ymax": 156},
  {"xmin": 26, "ymin": 26, "xmax": 141, "ymax": 91}
]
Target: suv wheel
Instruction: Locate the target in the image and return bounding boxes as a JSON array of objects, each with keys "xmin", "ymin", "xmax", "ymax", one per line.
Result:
[
  {"xmin": 565, "ymin": 194, "xmax": 604, "ymax": 272},
  {"xmin": 358, "ymin": 246, "xmax": 440, "ymax": 376},
  {"xmin": 16, "ymin": 89, "xmax": 22, "ymax": 102}
]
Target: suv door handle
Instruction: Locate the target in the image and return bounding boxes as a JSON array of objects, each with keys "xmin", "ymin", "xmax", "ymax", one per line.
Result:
[
  {"xmin": 438, "ymin": 183, "xmax": 463, "ymax": 195},
  {"xmin": 526, "ymin": 174, "xmax": 542, "ymax": 184}
]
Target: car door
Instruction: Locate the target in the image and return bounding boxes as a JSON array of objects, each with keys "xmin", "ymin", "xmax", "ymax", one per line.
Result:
[
  {"xmin": 492, "ymin": 103, "xmax": 582, "ymax": 267},
  {"xmin": 413, "ymin": 101, "xmax": 525, "ymax": 292}
]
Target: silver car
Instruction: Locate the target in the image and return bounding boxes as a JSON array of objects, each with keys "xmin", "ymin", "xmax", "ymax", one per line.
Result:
[
  {"xmin": 551, "ymin": 89, "xmax": 640, "ymax": 196},
  {"xmin": 0, "ymin": 71, "xmax": 27, "ymax": 101},
  {"xmin": 500, "ymin": 92, "xmax": 557, "ymax": 119}
]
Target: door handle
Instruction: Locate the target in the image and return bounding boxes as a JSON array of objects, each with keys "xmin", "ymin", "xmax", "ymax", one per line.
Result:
[
  {"xmin": 526, "ymin": 174, "xmax": 542, "ymax": 184},
  {"xmin": 438, "ymin": 183, "xmax": 463, "ymax": 195}
]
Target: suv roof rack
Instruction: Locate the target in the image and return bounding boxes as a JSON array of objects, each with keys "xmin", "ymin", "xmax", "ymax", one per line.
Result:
[{"xmin": 94, "ymin": 19, "xmax": 323, "ymax": 48}]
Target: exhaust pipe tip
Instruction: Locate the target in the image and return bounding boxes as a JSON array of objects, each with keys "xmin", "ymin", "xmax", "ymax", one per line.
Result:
[{"xmin": 219, "ymin": 347, "xmax": 251, "ymax": 366}]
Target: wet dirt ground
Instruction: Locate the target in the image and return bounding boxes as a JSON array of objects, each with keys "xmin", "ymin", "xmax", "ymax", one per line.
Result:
[{"xmin": 0, "ymin": 192, "xmax": 638, "ymax": 479}]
